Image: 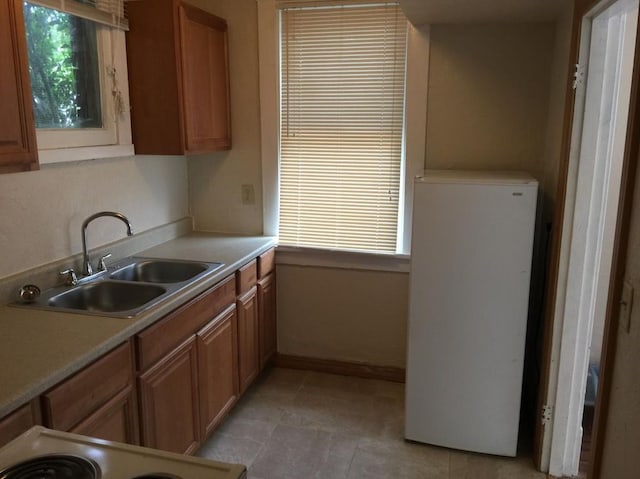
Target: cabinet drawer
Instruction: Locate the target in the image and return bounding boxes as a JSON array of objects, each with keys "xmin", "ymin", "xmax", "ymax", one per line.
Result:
[
  {"xmin": 43, "ymin": 342, "xmax": 133, "ymax": 432},
  {"xmin": 257, "ymin": 248, "xmax": 275, "ymax": 279},
  {"xmin": 236, "ymin": 260, "xmax": 257, "ymax": 295},
  {"xmin": 137, "ymin": 275, "xmax": 236, "ymax": 371}
]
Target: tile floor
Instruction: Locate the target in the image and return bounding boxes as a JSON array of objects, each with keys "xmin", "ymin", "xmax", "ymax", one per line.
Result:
[{"xmin": 197, "ymin": 367, "xmax": 548, "ymax": 479}]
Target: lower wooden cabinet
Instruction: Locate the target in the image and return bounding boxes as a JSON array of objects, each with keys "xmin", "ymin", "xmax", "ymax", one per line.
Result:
[
  {"xmin": 71, "ymin": 386, "xmax": 137, "ymax": 444},
  {"xmin": 42, "ymin": 341, "xmax": 138, "ymax": 445},
  {"xmin": 138, "ymin": 336, "xmax": 200, "ymax": 455},
  {"xmin": 258, "ymin": 272, "xmax": 277, "ymax": 369},
  {"xmin": 237, "ymin": 286, "xmax": 259, "ymax": 394},
  {"xmin": 0, "ymin": 250, "xmax": 276, "ymax": 452},
  {"xmin": 0, "ymin": 399, "xmax": 41, "ymax": 447},
  {"xmin": 197, "ymin": 304, "xmax": 238, "ymax": 439}
]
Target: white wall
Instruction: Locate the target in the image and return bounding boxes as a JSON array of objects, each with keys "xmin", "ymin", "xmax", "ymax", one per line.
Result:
[
  {"xmin": 186, "ymin": 0, "xmax": 264, "ymax": 235},
  {"xmin": 599, "ymin": 148, "xmax": 640, "ymax": 479},
  {"xmin": 0, "ymin": 155, "xmax": 188, "ymax": 279},
  {"xmin": 426, "ymin": 23, "xmax": 555, "ymax": 179},
  {"xmin": 277, "ymin": 265, "xmax": 409, "ymax": 367}
]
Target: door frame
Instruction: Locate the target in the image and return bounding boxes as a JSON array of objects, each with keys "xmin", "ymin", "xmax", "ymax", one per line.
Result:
[
  {"xmin": 534, "ymin": 0, "xmax": 598, "ymax": 468},
  {"xmin": 534, "ymin": 0, "xmax": 640, "ymax": 476},
  {"xmin": 589, "ymin": 4, "xmax": 640, "ymax": 476}
]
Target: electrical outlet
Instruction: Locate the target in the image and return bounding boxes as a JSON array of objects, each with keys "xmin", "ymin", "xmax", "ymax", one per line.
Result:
[{"xmin": 241, "ymin": 184, "xmax": 255, "ymax": 205}]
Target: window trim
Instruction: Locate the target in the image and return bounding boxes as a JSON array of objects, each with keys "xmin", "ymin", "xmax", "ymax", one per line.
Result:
[
  {"xmin": 276, "ymin": 245, "xmax": 410, "ymax": 273},
  {"xmin": 257, "ymin": 0, "xmax": 429, "ymax": 255}
]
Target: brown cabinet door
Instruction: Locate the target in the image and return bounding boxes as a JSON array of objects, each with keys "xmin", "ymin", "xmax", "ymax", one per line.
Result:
[
  {"xmin": 126, "ymin": 0, "xmax": 230, "ymax": 155},
  {"xmin": 138, "ymin": 336, "xmax": 200, "ymax": 455},
  {"xmin": 42, "ymin": 342, "xmax": 134, "ymax": 433},
  {"xmin": 71, "ymin": 386, "xmax": 138, "ymax": 445},
  {"xmin": 258, "ymin": 273, "xmax": 277, "ymax": 369},
  {"xmin": 197, "ymin": 304, "xmax": 238, "ymax": 439},
  {"xmin": 0, "ymin": 0, "xmax": 38, "ymax": 173},
  {"xmin": 237, "ymin": 286, "xmax": 259, "ymax": 394},
  {"xmin": 0, "ymin": 400, "xmax": 41, "ymax": 447},
  {"xmin": 179, "ymin": 2, "xmax": 231, "ymax": 153}
]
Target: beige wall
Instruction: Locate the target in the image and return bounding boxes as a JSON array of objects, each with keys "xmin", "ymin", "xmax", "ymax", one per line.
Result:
[
  {"xmin": 276, "ymin": 265, "xmax": 409, "ymax": 367},
  {"xmin": 0, "ymin": 155, "xmax": 188, "ymax": 279},
  {"xmin": 599, "ymin": 151, "xmax": 640, "ymax": 478},
  {"xmin": 186, "ymin": 0, "xmax": 263, "ymax": 235},
  {"xmin": 426, "ymin": 24, "xmax": 555, "ymax": 179}
]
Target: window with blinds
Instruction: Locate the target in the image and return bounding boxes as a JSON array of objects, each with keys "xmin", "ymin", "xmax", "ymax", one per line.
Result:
[{"xmin": 278, "ymin": 2, "xmax": 408, "ymax": 254}]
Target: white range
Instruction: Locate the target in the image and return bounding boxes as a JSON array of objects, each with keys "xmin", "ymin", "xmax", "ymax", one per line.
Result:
[{"xmin": 0, "ymin": 426, "xmax": 246, "ymax": 479}]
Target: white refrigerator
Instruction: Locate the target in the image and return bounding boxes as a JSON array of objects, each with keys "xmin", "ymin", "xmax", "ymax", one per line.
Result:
[{"xmin": 405, "ymin": 170, "xmax": 538, "ymax": 457}]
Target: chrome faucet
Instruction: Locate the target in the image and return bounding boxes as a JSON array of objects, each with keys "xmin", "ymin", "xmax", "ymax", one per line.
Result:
[{"xmin": 81, "ymin": 211, "xmax": 133, "ymax": 276}]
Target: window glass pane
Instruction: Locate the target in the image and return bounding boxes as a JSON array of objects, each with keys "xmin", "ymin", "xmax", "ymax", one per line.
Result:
[{"xmin": 23, "ymin": 2, "xmax": 102, "ymax": 129}]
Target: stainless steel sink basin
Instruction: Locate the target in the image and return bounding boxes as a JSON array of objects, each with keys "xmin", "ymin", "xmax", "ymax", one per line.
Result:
[
  {"xmin": 13, "ymin": 257, "xmax": 225, "ymax": 318},
  {"xmin": 48, "ymin": 281, "xmax": 166, "ymax": 313},
  {"xmin": 109, "ymin": 259, "xmax": 213, "ymax": 283}
]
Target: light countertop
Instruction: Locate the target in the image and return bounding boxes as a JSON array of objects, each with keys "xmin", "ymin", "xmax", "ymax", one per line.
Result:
[{"xmin": 0, "ymin": 232, "xmax": 276, "ymax": 418}]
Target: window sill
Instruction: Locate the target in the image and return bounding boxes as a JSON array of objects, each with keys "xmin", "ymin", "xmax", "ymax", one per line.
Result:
[
  {"xmin": 275, "ymin": 245, "xmax": 410, "ymax": 273},
  {"xmin": 38, "ymin": 144, "xmax": 135, "ymax": 165}
]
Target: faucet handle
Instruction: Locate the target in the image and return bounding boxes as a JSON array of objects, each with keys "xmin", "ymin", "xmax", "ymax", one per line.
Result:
[
  {"xmin": 97, "ymin": 253, "xmax": 112, "ymax": 272},
  {"xmin": 60, "ymin": 269, "xmax": 78, "ymax": 286}
]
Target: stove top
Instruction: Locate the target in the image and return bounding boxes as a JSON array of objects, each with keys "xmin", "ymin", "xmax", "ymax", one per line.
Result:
[
  {"xmin": 0, "ymin": 454, "xmax": 99, "ymax": 479},
  {"xmin": 0, "ymin": 427, "xmax": 245, "ymax": 479}
]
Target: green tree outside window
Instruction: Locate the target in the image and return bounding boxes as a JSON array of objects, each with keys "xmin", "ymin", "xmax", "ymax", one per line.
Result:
[{"xmin": 23, "ymin": 2, "xmax": 102, "ymax": 129}]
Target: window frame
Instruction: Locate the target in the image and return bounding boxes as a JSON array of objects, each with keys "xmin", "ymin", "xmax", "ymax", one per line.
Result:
[
  {"xmin": 22, "ymin": 1, "xmax": 133, "ymax": 165},
  {"xmin": 257, "ymin": 0, "xmax": 429, "ymax": 259}
]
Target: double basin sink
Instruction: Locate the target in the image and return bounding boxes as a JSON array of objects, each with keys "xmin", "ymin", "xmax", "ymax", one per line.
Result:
[{"xmin": 18, "ymin": 258, "xmax": 224, "ymax": 318}]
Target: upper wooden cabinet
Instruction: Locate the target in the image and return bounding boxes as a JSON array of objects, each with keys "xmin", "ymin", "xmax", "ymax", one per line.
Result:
[
  {"xmin": 126, "ymin": 0, "xmax": 231, "ymax": 155},
  {"xmin": 0, "ymin": 0, "xmax": 38, "ymax": 173}
]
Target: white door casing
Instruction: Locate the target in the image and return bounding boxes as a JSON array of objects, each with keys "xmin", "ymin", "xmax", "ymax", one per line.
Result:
[{"xmin": 544, "ymin": 0, "xmax": 638, "ymax": 475}]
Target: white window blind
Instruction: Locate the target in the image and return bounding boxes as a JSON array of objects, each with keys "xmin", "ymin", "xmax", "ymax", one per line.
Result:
[
  {"xmin": 27, "ymin": 0, "xmax": 128, "ymax": 29},
  {"xmin": 279, "ymin": 3, "xmax": 407, "ymax": 253}
]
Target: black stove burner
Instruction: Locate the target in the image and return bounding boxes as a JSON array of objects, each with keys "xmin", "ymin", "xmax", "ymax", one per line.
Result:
[{"xmin": 0, "ymin": 454, "xmax": 100, "ymax": 479}]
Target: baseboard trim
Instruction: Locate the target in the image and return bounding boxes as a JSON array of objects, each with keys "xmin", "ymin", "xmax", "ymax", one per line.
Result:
[{"xmin": 275, "ymin": 354, "xmax": 405, "ymax": 383}]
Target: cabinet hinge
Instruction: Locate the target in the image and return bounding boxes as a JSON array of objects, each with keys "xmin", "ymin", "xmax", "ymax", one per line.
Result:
[
  {"xmin": 573, "ymin": 63, "xmax": 585, "ymax": 90},
  {"xmin": 541, "ymin": 404, "xmax": 553, "ymax": 426}
]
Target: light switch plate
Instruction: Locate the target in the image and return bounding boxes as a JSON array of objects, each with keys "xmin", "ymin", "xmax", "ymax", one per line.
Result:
[{"xmin": 619, "ymin": 280, "xmax": 634, "ymax": 334}]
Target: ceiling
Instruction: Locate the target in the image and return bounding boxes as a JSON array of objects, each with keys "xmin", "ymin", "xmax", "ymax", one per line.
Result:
[{"xmin": 398, "ymin": 0, "xmax": 571, "ymax": 25}]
